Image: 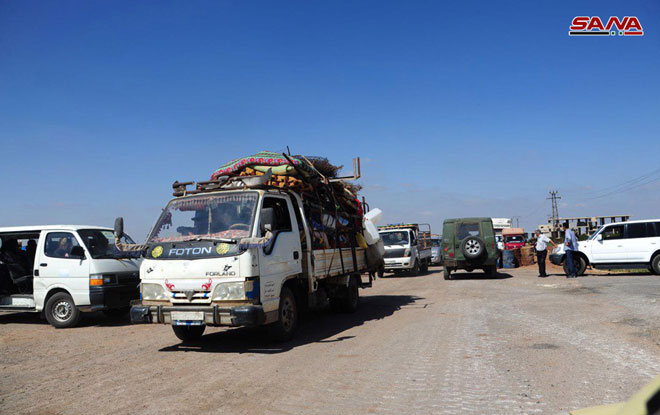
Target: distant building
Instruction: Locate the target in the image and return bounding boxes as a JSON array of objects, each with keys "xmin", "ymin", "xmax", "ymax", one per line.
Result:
[
  {"xmin": 492, "ymin": 218, "xmax": 512, "ymax": 236},
  {"xmin": 541, "ymin": 215, "xmax": 631, "ymax": 239}
]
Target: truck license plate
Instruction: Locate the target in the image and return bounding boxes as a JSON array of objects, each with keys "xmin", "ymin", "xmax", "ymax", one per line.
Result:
[{"xmin": 171, "ymin": 311, "xmax": 204, "ymax": 324}]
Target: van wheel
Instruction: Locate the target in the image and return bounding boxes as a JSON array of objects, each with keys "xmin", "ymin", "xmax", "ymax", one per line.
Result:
[
  {"xmin": 268, "ymin": 286, "xmax": 298, "ymax": 342},
  {"xmin": 172, "ymin": 325, "xmax": 206, "ymax": 342},
  {"xmin": 45, "ymin": 292, "xmax": 81, "ymax": 328},
  {"xmin": 443, "ymin": 267, "xmax": 452, "ymax": 280},
  {"xmin": 652, "ymin": 255, "xmax": 660, "ymax": 275}
]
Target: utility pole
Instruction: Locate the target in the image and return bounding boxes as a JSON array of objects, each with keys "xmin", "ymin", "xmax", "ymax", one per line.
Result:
[{"xmin": 547, "ymin": 190, "xmax": 561, "ymax": 231}]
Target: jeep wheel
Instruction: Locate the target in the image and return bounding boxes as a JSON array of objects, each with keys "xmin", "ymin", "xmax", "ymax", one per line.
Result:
[
  {"xmin": 172, "ymin": 325, "xmax": 206, "ymax": 342},
  {"xmin": 652, "ymin": 255, "xmax": 660, "ymax": 275},
  {"xmin": 45, "ymin": 292, "xmax": 81, "ymax": 328},
  {"xmin": 461, "ymin": 237, "xmax": 485, "ymax": 259},
  {"xmin": 443, "ymin": 267, "xmax": 452, "ymax": 280}
]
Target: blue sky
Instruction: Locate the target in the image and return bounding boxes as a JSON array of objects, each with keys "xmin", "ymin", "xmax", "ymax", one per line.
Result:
[{"xmin": 1, "ymin": 1, "xmax": 658, "ymax": 240}]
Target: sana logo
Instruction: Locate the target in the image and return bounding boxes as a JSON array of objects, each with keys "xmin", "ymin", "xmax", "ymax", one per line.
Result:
[{"xmin": 569, "ymin": 16, "xmax": 644, "ymax": 36}]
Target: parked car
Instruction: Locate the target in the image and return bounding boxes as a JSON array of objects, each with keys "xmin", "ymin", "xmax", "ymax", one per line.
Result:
[
  {"xmin": 430, "ymin": 236, "xmax": 443, "ymax": 265},
  {"xmin": 441, "ymin": 218, "xmax": 498, "ymax": 279},
  {"xmin": 0, "ymin": 225, "xmax": 141, "ymax": 328},
  {"xmin": 550, "ymin": 219, "xmax": 660, "ymax": 276}
]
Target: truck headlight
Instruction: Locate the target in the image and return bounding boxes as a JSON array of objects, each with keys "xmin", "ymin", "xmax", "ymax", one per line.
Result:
[
  {"xmin": 213, "ymin": 282, "xmax": 245, "ymax": 301},
  {"xmin": 404, "ymin": 248, "xmax": 411, "ymax": 257},
  {"xmin": 142, "ymin": 283, "xmax": 168, "ymax": 300}
]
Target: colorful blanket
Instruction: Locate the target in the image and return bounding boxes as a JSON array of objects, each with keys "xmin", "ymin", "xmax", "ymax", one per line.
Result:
[{"xmin": 211, "ymin": 151, "xmax": 314, "ymax": 179}]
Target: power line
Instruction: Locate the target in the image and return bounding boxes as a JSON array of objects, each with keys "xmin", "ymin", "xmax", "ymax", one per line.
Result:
[{"xmin": 547, "ymin": 190, "xmax": 561, "ymax": 222}]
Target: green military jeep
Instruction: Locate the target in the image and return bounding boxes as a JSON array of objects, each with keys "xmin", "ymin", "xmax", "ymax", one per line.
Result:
[{"xmin": 441, "ymin": 218, "xmax": 498, "ymax": 280}]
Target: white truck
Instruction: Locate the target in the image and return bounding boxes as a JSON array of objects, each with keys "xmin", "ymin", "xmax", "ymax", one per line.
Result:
[
  {"xmin": 121, "ymin": 170, "xmax": 381, "ymax": 342},
  {"xmin": 0, "ymin": 225, "xmax": 140, "ymax": 328},
  {"xmin": 378, "ymin": 224, "xmax": 432, "ymax": 276}
]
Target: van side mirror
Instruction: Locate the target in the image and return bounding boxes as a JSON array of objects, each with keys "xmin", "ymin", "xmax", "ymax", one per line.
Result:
[
  {"xmin": 70, "ymin": 246, "xmax": 85, "ymax": 259},
  {"xmin": 114, "ymin": 217, "xmax": 124, "ymax": 240},
  {"xmin": 260, "ymin": 208, "xmax": 275, "ymax": 235}
]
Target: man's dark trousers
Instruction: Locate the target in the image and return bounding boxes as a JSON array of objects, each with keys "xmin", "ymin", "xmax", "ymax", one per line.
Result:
[{"xmin": 537, "ymin": 249, "xmax": 547, "ymax": 276}]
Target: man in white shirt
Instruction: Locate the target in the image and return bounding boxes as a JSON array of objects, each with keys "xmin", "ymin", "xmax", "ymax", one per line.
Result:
[{"xmin": 534, "ymin": 230, "xmax": 556, "ymax": 277}]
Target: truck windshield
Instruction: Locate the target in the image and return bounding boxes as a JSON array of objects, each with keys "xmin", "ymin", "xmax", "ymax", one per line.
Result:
[
  {"xmin": 147, "ymin": 192, "xmax": 258, "ymax": 244},
  {"xmin": 78, "ymin": 229, "xmax": 137, "ymax": 259},
  {"xmin": 380, "ymin": 231, "xmax": 410, "ymax": 246}
]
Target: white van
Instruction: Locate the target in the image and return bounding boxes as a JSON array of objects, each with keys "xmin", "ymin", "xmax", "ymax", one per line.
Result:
[
  {"xmin": 550, "ymin": 219, "xmax": 660, "ymax": 276},
  {"xmin": 0, "ymin": 225, "xmax": 141, "ymax": 328}
]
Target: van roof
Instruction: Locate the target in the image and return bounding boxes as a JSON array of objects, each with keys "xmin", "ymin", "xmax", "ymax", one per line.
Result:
[{"xmin": 0, "ymin": 225, "xmax": 113, "ymax": 233}]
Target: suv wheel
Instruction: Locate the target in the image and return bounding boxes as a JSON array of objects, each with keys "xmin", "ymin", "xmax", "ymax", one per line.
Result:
[
  {"xmin": 461, "ymin": 237, "xmax": 485, "ymax": 259},
  {"xmin": 652, "ymin": 255, "xmax": 660, "ymax": 275},
  {"xmin": 563, "ymin": 255, "xmax": 587, "ymax": 276}
]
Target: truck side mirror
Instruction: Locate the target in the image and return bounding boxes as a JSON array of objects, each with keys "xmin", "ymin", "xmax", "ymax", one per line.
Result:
[
  {"xmin": 260, "ymin": 208, "xmax": 275, "ymax": 235},
  {"xmin": 114, "ymin": 217, "xmax": 124, "ymax": 240}
]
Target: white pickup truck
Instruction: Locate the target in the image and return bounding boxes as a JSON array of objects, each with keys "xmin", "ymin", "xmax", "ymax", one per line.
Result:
[
  {"xmin": 378, "ymin": 224, "xmax": 432, "ymax": 276},
  {"xmin": 122, "ymin": 178, "xmax": 381, "ymax": 342}
]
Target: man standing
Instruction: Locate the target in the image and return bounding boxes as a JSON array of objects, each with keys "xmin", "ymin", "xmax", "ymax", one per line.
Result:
[
  {"xmin": 534, "ymin": 230, "xmax": 555, "ymax": 277},
  {"xmin": 563, "ymin": 223, "xmax": 579, "ymax": 278}
]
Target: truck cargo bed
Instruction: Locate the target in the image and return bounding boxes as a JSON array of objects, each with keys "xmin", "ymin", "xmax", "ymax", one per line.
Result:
[{"xmin": 303, "ymin": 247, "xmax": 368, "ymax": 279}]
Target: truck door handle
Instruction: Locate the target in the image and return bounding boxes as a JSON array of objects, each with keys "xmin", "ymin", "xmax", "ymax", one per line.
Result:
[
  {"xmin": 40, "ymin": 263, "xmax": 48, "ymax": 267},
  {"xmin": 293, "ymin": 251, "xmax": 299, "ymax": 260}
]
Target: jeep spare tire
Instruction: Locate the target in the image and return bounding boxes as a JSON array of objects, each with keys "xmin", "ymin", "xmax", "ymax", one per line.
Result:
[{"xmin": 461, "ymin": 237, "xmax": 485, "ymax": 259}]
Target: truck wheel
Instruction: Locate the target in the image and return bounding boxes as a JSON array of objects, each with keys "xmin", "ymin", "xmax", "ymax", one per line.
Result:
[
  {"xmin": 410, "ymin": 259, "xmax": 420, "ymax": 276},
  {"xmin": 268, "ymin": 286, "xmax": 298, "ymax": 342},
  {"xmin": 420, "ymin": 259, "xmax": 429, "ymax": 274},
  {"xmin": 330, "ymin": 275, "xmax": 360, "ymax": 314},
  {"xmin": 45, "ymin": 292, "xmax": 81, "ymax": 328},
  {"xmin": 652, "ymin": 255, "xmax": 660, "ymax": 275},
  {"xmin": 443, "ymin": 267, "xmax": 452, "ymax": 280},
  {"xmin": 172, "ymin": 325, "xmax": 206, "ymax": 342},
  {"xmin": 461, "ymin": 237, "xmax": 485, "ymax": 259}
]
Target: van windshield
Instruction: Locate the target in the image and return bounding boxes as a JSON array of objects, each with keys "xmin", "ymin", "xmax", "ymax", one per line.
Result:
[
  {"xmin": 380, "ymin": 231, "xmax": 410, "ymax": 246},
  {"xmin": 78, "ymin": 229, "xmax": 137, "ymax": 259},
  {"xmin": 147, "ymin": 192, "xmax": 258, "ymax": 244}
]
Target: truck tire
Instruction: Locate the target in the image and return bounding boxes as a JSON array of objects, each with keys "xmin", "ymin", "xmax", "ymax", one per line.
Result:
[
  {"xmin": 461, "ymin": 237, "xmax": 485, "ymax": 259},
  {"xmin": 443, "ymin": 267, "xmax": 452, "ymax": 280},
  {"xmin": 420, "ymin": 259, "xmax": 429, "ymax": 274},
  {"xmin": 409, "ymin": 259, "xmax": 421, "ymax": 276},
  {"xmin": 45, "ymin": 292, "xmax": 81, "ymax": 328},
  {"xmin": 563, "ymin": 255, "xmax": 587, "ymax": 277},
  {"xmin": 268, "ymin": 286, "xmax": 298, "ymax": 342},
  {"xmin": 172, "ymin": 325, "xmax": 206, "ymax": 342},
  {"xmin": 330, "ymin": 275, "xmax": 360, "ymax": 314},
  {"xmin": 652, "ymin": 255, "xmax": 660, "ymax": 275}
]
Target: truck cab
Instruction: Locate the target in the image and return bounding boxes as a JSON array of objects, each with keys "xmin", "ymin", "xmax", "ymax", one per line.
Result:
[
  {"xmin": 378, "ymin": 224, "xmax": 432, "ymax": 276},
  {"xmin": 503, "ymin": 228, "xmax": 526, "ymax": 250},
  {"xmin": 127, "ymin": 187, "xmax": 377, "ymax": 342},
  {"xmin": 0, "ymin": 225, "xmax": 140, "ymax": 328}
]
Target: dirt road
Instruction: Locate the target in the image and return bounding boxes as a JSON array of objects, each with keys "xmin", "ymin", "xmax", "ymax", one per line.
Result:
[{"xmin": 3, "ymin": 266, "xmax": 660, "ymax": 414}]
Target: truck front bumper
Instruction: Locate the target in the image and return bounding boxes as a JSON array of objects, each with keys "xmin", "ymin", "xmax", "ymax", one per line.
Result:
[
  {"xmin": 130, "ymin": 304, "xmax": 266, "ymax": 327},
  {"xmin": 89, "ymin": 283, "xmax": 140, "ymax": 311},
  {"xmin": 383, "ymin": 258, "xmax": 413, "ymax": 270}
]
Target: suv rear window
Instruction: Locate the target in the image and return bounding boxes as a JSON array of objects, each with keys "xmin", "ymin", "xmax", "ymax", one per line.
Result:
[{"xmin": 457, "ymin": 223, "xmax": 480, "ymax": 240}]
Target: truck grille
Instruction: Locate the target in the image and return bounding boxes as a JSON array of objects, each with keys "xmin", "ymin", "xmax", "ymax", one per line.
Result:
[
  {"xmin": 384, "ymin": 248, "xmax": 406, "ymax": 258},
  {"xmin": 170, "ymin": 291, "xmax": 212, "ymax": 304}
]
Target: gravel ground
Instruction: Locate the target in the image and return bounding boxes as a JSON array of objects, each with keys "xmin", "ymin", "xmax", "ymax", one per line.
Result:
[{"xmin": 2, "ymin": 265, "xmax": 660, "ymax": 414}]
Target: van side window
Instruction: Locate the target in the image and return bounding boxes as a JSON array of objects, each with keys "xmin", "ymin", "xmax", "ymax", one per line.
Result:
[
  {"xmin": 45, "ymin": 232, "xmax": 81, "ymax": 259},
  {"xmin": 627, "ymin": 223, "xmax": 649, "ymax": 239},
  {"xmin": 648, "ymin": 223, "xmax": 660, "ymax": 238},
  {"xmin": 602, "ymin": 225, "xmax": 624, "ymax": 241},
  {"xmin": 262, "ymin": 198, "xmax": 292, "ymax": 232}
]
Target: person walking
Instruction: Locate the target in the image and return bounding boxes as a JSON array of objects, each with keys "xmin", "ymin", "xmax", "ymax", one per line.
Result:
[
  {"xmin": 563, "ymin": 223, "xmax": 579, "ymax": 278},
  {"xmin": 534, "ymin": 230, "xmax": 555, "ymax": 277}
]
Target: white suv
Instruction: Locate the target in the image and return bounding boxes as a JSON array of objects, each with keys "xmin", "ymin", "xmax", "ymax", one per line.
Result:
[{"xmin": 549, "ymin": 219, "xmax": 660, "ymax": 276}]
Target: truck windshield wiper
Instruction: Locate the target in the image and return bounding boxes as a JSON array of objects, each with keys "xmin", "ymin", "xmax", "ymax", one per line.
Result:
[{"xmin": 183, "ymin": 236, "xmax": 238, "ymax": 244}]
